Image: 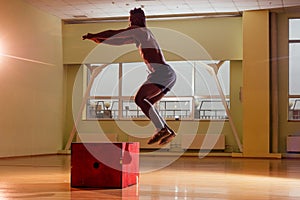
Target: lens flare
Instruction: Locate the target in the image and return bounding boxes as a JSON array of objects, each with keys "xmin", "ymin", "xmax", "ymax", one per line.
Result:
[
  {"xmin": 1, "ymin": 54, "xmax": 55, "ymax": 66},
  {"xmin": 0, "ymin": 39, "xmax": 54, "ymax": 66},
  {"xmin": 0, "ymin": 40, "xmax": 3, "ymax": 64},
  {"xmin": 0, "ymin": 40, "xmax": 3, "ymax": 59}
]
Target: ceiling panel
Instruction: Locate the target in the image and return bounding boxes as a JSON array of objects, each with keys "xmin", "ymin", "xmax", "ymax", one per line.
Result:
[{"xmin": 24, "ymin": 0, "xmax": 300, "ymax": 20}]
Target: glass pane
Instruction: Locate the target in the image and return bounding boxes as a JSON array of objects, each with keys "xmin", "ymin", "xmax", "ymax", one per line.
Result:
[
  {"xmin": 122, "ymin": 61, "xmax": 193, "ymax": 97},
  {"xmin": 289, "ymin": 43, "xmax": 300, "ymax": 95},
  {"xmin": 195, "ymin": 62, "xmax": 214, "ymax": 96},
  {"xmin": 159, "ymin": 98, "xmax": 192, "ymax": 119},
  {"xmin": 122, "ymin": 100, "xmax": 145, "ymax": 118},
  {"xmin": 87, "ymin": 99, "xmax": 118, "ymax": 119},
  {"xmin": 194, "ymin": 98, "xmax": 229, "ymax": 120},
  {"xmin": 195, "ymin": 61, "xmax": 230, "ymax": 96},
  {"xmin": 122, "ymin": 62, "xmax": 147, "ymax": 96},
  {"xmin": 217, "ymin": 61, "xmax": 230, "ymax": 95},
  {"xmin": 288, "ymin": 98, "xmax": 300, "ymax": 120},
  {"xmin": 90, "ymin": 64, "xmax": 119, "ymax": 96},
  {"xmin": 289, "ymin": 19, "xmax": 300, "ymax": 40},
  {"xmin": 167, "ymin": 61, "xmax": 193, "ymax": 96}
]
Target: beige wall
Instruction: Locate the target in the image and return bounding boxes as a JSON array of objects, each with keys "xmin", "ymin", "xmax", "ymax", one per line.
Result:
[
  {"xmin": 230, "ymin": 60, "xmax": 243, "ymax": 148},
  {"xmin": 63, "ymin": 11, "xmax": 299, "ymax": 156},
  {"xmin": 62, "ymin": 9, "xmax": 300, "ymax": 155},
  {"xmin": 62, "ymin": 16, "xmax": 243, "ymax": 151},
  {"xmin": 242, "ymin": 10, "xmax": 273, "ymax": 157},
  {"xmin": 0, "ymin": 0, "xmax": 64, "ymax": 157},
  {"xmin": 277, "ymin": 12, "xmax": 300, "ymax": 153},
  {"xmin": 63, "ymin": 16, "xmax": 242, "ymax": 64},
  {"xmin": 2, "ymin": 0, "xmax": 298, "ymax": 156},
  {"xmin": 239, "ymin": 10, "xmax": 300, "ymax": 157}
]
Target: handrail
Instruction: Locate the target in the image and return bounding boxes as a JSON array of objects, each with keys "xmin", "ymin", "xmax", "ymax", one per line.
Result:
[{"xmin": 87, "ymin": 98, "xmax": 229, "ymax": 120}]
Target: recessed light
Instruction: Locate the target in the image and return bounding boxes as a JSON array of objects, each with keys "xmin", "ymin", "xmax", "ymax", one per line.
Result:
[{"xmin": 73, "ymin": 15, "xmax": 88, "ymax": 18}]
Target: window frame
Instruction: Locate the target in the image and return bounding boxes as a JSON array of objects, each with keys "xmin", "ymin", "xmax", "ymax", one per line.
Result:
[
  {"xmin": 84, "ymin": 61, "xmax": 230, "ymax": 121},
  {"xmin": 288, "ymin": 18, "xmax": 300, "ymax": 121}
]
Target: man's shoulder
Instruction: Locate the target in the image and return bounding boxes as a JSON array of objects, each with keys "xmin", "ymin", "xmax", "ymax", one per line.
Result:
[
  {"xmin": 128, "ymin": 25, "xmax": 148, "ymax": 30},
  {"xmin": 127, "ymin": 26, "xmax": 150, "ymax": 36}
]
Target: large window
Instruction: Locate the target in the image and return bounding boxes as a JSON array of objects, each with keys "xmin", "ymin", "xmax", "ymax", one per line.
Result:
[
  {"xmin": 85, "ymin": 61, "xmax": 230, "ymax": 120},
  {"xmin": 289, "ymin": 19, "xmax": 300, "ymax": 120},
  {"xmin": 90, "ymin": 63, "xmax": 119, "ymax": 96}
]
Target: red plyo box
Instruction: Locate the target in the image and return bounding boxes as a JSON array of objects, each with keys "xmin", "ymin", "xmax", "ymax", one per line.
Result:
[{"xmin": 71, "ymin": 142, "xmax": 139, "ymax": 188}]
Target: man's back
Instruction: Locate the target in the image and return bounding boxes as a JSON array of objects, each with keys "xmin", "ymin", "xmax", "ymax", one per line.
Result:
[{"xmin": 132, "ymin": 27, "xmax": 167, "ymax": 72}]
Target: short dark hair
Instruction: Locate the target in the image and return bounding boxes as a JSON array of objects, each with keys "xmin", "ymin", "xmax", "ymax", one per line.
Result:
[{"xmin": 129, "ymin": 8, "xmax": 146, "ymax": 27}]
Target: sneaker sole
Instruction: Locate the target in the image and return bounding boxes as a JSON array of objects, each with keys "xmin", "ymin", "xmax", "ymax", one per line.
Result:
[
  {"xmin": 147, "ymin": 130, "xmax": 170, "ymax": 145},
  {"xmin": 159, "ymin": 133, "xmax": 176, "ymax": 145}
]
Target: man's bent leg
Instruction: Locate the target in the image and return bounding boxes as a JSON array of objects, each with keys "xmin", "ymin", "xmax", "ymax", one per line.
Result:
[
  {"xmin": 143, "ymin": 98, "xmax": 165, "ymax": 129},
  {"xmin": 135, "ymin": 83, "xmax": 176, "ymax": 145},
  {"xmin": 135, "ymin": 84, "xmax": 165, "ymax": 129},
  {"xmin": 143, "ymin": 98, "xmax": 170, "ymax": 144}
]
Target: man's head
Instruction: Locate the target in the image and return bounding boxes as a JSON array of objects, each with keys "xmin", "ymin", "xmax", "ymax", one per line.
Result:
[{"xmin": 129, "ymin": 8, "xmax": 146, "ymax": 27}]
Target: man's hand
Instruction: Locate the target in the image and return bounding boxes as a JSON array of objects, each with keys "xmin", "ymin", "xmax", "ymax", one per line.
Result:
[
  {"xmin": 82, "ymin": 33, "xmax": 92, "ymax": 40},
  {"xmin": 82, "ymin": 33, "xmax": 103, "ymax": 43}
]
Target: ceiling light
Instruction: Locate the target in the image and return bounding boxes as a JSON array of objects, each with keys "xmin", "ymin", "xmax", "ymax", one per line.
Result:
[{"xmin": 73, "ymin": 15, "xmax": 88, "ymax": 18}]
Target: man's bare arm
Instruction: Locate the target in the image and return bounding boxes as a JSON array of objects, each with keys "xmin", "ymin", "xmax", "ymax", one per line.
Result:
[
  {"xmin": 102, "ymin": 37, "xmax": 135, "ymax": 45},
  {"xmin": 82, "ymin": 28, "xmax": 136, "ymax": 45}
]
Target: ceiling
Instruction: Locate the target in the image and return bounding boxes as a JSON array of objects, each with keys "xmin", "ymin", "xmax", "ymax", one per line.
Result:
[{"xmin": 25, "ymin": 0, "xmax": 300, "ymax": 21}]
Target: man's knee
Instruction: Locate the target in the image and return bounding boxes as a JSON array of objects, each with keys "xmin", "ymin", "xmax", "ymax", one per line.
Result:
[
  {"xmin": 135, "ymin": 95, "xmax": 151, "ymax": 108},
  {"xmin": 134, "ymin": 95, "xmax": 143, "ymax": 107}
]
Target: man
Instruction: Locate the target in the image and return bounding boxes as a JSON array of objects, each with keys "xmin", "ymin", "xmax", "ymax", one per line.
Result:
[{"xmin": 82, "ymin": 8, "xmax": 176, "ymax": 145}]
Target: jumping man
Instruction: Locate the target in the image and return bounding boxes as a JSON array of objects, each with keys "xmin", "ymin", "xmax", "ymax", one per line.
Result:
[{"xmin": 82, "ymin": 8, "xmax": 177, "ymax": 145}]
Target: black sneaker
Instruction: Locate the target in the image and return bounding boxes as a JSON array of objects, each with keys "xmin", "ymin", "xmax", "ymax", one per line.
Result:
[
  {"xmin": 147, "ymin": 128, "xmax": 171, "ymax": 145},
  {"xmin": 159, "ymin": 130, "xmax": 176, "ymax": 145}
]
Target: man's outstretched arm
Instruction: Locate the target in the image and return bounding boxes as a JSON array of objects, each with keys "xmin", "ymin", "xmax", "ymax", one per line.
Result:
[{"xmin": 82, "ymin": 28, "xmax": 135, "ymax": 45}]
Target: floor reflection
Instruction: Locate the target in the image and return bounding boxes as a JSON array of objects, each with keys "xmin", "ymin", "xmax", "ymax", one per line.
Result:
[{"xmin": 0, "ymin": 155, "xmax": 299, "ymax": 199}]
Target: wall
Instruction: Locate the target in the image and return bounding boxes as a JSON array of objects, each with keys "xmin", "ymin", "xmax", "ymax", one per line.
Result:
[
  {"xmin": 230, "ymin": 60, "xmax": 243, "ymax": 150},
  {"xmin": 241, "ymin": 10, "xmax": 275, "ymax": 157},
  {"xmin": 0, "ymin": 0, "xmax": 64, "ymax": 157},
  {"xmin": 63, "ymin": 64, "xmax": 80, "ymax": 146},
  {"xmin": 237, "ymin": 9, "xmax": 300, "ymax": 157},
  {"xmin": 62, "ymin": 16, "xmax": 243, "ymax": 152},
  {"xmin": 63, "ymin": 9, "xmax": 300, "ymax": 156},
  {"xmin": 63, "ymin": 16, "xmax": 242, "ymax": 64},
  {"xmin": 1, "ymin": 1, "xmax": 298, "ymax": 156},
  {"xmin": 277, "ymin": 11, "xmax": 300, "ymax": 154}
]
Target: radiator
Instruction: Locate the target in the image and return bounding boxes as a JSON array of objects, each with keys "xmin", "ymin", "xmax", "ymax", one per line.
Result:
[
  {"xmin": 181, "ymin": 134, "xmax": 225, "ymax": 150},
  {"xmin": 287, "ymin": 135, "xmax": 300, "ymax": 152}
]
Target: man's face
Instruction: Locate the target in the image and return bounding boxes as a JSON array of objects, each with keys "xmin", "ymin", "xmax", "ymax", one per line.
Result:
[
  {"xmin": 128, "ymin": 15, "xmax": 132, "ymax": 26},
  {"xmin": 129, "ymin": 14, "xmax": 136, "ymax": 26}
]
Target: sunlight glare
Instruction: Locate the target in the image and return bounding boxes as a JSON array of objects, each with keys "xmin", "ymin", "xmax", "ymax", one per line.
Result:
[
  {"xmin": 0, "ymin": 39, "xmax": 3, "ymax": 55},
  {"xmin": 0, "ymin": 39, "xmax": 3, "ymax": 63}
]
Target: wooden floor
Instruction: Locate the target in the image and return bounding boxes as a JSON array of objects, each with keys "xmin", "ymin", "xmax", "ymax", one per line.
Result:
[{"xmin": 0, "ymin": 155, "xmax": 300, "ymax": 199}]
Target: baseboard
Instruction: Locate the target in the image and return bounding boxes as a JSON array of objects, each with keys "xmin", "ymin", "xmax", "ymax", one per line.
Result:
[
  {"xmin": 232, "ymin": 153, "xmax": 282, "ymax": 159},
  {"xmin": 282, "ymin": 153, "xmax": 300, "ymax": 158},
  {"xmin": 57, "ymin": 150, "xmax": 71, "ymax": 155}
]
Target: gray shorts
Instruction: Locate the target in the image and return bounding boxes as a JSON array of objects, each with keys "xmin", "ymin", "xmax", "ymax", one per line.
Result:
[{"xmin": 145, "ymin": 64, "xmax": 176, "ymax": 94}]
